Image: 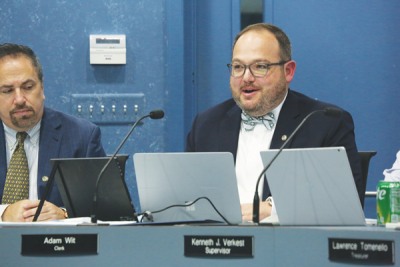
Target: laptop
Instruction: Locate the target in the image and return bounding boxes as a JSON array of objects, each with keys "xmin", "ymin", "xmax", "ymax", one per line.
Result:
[
  {"xmin": 260, "ymin": 147, "xmax": 366, "ymax": 226},
  {"xmin": 48, "ymin": 155, "xmax": 137, "ymax": 221},
  {"xmin": 133, "ymin": 152, "xmax": 242, "ymax": 224}
]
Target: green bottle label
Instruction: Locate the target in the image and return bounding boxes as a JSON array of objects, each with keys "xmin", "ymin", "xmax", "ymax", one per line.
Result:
[{"xmin": 377, "ymin": 181, "xmax": 400, "ymax": 225}]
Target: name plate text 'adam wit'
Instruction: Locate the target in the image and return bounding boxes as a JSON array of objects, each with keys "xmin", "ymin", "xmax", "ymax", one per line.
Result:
[{"xmin": 21, "ymin": 234, "xmax": 98, "ymax": 255}]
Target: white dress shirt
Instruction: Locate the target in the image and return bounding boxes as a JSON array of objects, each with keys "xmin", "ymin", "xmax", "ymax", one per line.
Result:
[
  {"xmin": 0, "ymin": 121, "xmax": 41, "ymax": 220},
  {"xmin": 383, "ymin": 150, "xmax": 400, "ymax": 182},
  {"xmin": 235, "ymin": 94, "xmax": 287, "ymax": 218}
]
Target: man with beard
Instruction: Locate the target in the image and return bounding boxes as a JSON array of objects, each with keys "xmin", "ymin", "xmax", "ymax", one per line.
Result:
[
  {"xmin": 185, "ymin": 23, "xmax": 362, "ymax": 222},
  {"xmin": 0, "ymin": 43, "xmax": 106, "ymax": 222}
]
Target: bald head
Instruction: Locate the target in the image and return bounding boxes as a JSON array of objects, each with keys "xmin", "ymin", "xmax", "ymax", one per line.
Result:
[{"xmin": 233, "ymin": 23, "xmax": 292, "ymax": 62}]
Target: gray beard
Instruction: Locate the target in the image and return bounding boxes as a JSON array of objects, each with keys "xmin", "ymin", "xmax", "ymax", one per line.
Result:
[{"xmin": 10, "ymin": 105, "xmax": 37, "ymax": 130}]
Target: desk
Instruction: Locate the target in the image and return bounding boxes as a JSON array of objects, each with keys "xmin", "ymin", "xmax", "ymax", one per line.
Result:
[{"xmin": 0, "ymin": 225, "xmax": 398, "ymax": 266}]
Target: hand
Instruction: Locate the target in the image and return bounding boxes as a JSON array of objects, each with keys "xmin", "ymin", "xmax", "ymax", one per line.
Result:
[
  {"xmin": 241, "ymin": 201, "xmax": 272, "ymax": 222},
  {"xmin": 2, "ymin": 200, "xmax": 64, "ymax": 222}
]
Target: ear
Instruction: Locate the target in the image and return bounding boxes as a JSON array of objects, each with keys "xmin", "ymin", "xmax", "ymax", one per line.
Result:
[
  {"xmin": 41, "ymin": 78, "xmax": 45, "ymax": 101},
  {"xmin": 284, "ymin": 60, "xmax": 296, "ymax": 83}
]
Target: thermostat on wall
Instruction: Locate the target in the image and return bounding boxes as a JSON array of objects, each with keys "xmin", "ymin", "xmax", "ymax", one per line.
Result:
[{"xmin": 90, "ymin": 35, "xmax": 126, "ymax": 64}]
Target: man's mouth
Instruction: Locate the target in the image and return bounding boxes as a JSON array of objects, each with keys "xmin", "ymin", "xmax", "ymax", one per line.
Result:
[
  {"xmin": 241, "ymin": 86, "xmax": 260, "ymax": 95},
  {"xmin": 10, "ymin": 107, "xmax": 34, "ymax": 116}
]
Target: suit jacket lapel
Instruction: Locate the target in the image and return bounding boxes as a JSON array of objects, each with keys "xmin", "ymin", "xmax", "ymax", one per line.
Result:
[
  {"xmin": 0, "ymin": 123, "xmax": 7, "ymax": 196},
  {"xmin": 37, "ymin": 107, "xmax": 62, "ymax": 198},
  {"xmin": 219, "ymin": 104, "xmax": 241, "ymax": 163},
  {"xmin": 270, "ymin": 90, "xmax": 300, "ymax": 149}
]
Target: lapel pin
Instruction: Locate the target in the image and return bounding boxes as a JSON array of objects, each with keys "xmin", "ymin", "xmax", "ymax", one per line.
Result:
[{"xmin": 282, "ymin": 135, "xmax": 287, "ymax": 141}]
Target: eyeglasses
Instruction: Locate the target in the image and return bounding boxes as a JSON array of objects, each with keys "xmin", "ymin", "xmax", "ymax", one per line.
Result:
[{"xmin": 227, "ymin": 61, "xmax": 288, "ymax": 78}]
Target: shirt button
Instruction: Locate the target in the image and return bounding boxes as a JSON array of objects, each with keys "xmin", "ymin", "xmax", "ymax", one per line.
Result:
[{"xmin": 42, "ymin": 176, "xmax": 49, "ymax": 182}]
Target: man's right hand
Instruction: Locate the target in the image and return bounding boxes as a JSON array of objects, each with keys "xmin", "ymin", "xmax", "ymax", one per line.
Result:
[
  {"xmin": 2, "ymin": 200, "xmax": 65, "ymax": 222},
  {"xmin": 1, "ymin": 200, "xmax": 34, "ymax": 222}
]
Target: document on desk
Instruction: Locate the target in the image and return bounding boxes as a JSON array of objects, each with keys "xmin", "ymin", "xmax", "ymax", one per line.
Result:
[
  {"xmin": 0, "ymin": 217, "xmax": 137, "ymax": 226},
  {"xmin": 385, "ymin": 222, "xmax": 400, "ymax": 229}
]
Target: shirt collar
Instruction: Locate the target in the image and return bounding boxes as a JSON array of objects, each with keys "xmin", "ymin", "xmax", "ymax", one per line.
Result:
[
  {"xmin": 270, "ymin": 91, "xmax": 288, "ymax": 123},
  {"xmin": 3, "ymin": 120, "xmax": 41, "ymax": 149},
  {"xmin": 241, "ymin": 91, "xmax": 288, "ymax": 122}
]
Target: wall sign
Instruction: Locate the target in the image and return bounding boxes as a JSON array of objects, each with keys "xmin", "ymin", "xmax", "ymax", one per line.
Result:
[
  {"xmin": 184, "ymin": 235, "xmax": 253, "ymax": 257},
  {"xmin": 21, "ymin": 234, "xmax": 98, "ymax": 255},
  {"xmin": 328, "ymin": 238, "xmax": 394, "ymax": 264}
]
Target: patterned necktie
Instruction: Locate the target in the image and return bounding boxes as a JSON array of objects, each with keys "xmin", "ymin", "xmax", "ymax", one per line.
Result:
[
  {"xmin": 241, "ymin": 111, "xmax": 276, "ymax": 131},
  {"xmin": 2, "ymin": 132, "xmax": 29, "ymax": 204}
]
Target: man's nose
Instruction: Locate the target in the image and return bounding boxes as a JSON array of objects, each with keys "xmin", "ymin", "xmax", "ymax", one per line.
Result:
[
  {"xmin": 242, "ymin": 66, "xmax": 255, "ymax": 82},
  {"xmin": 13, "ymin": 89, "xmax": 26, "ymax": 105}
]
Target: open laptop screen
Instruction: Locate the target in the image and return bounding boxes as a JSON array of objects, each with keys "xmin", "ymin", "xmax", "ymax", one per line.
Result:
[
  {"xmin": 260, "ymin": 147, "xmax": 365, "ymax": 226},
  {"xmin": 134, "ymin": 152, "xmax": 242, "ymax": 224}
]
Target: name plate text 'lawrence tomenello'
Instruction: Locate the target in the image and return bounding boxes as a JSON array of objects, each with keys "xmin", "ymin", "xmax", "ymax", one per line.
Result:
[
  {"xmin": 184, "ymin": 235, "xmax": 253, "ymax": 257},
  {"xmin": 329, "ymin": 238, "xmax": 394, "ymax": 264},
  {"xmin": 21, "ymin": 234, "xmax": 98, "ymax": 255}
]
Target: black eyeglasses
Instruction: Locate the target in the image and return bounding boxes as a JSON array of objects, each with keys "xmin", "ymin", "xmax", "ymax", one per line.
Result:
[{"xmin": 227, "ymin": 61, "xmax": 288, "ymax": 78}]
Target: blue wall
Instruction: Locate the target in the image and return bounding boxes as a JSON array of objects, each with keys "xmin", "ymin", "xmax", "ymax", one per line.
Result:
[
  {"xmin": 183, "ymin": 0, "xmax": 241, "ymax": 134},
  {"xmin": 267, "ymin": 0, "xmax": 400, "ymax": 218},
  {"xmin": 1, "ymin": 0, "xmax": 399, "ymax": 218},
  {"xmin": 0, "ymin": 0, "xmax": 179, "ymax": 211}
]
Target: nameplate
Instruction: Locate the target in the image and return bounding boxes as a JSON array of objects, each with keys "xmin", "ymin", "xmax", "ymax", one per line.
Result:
[
  {"xmin": 328, "ymin": 238, "xmax": 394, "ymax": 264},
  {"xmin": 184, "ymin": 235, "xmax": 253, "ymax": 257},
  {"xmin": 21, "ymin": 234, "xmax": 98, "ymax": 255}
]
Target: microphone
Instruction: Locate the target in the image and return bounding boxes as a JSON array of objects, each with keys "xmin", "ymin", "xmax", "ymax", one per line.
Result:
[
  {"xmin": 252, "ymin": 107, "xmax": 342, "ymax": 223},
  {"xmin": 324, "ymin": 107, "xmax": 342, "ymax": 118},
  {"xmin": 91, "ymin": 110, "xmax": 164, "ymax": 224},
  {"xmin": 149, "ymin": 110, "xmax": 164, "ymax": 119}
]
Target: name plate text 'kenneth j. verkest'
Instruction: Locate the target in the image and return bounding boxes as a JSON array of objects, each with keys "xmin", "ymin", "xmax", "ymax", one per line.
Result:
[{"xmin": 184, "ymin": 235, "xmax": 253, "ymax": 257}]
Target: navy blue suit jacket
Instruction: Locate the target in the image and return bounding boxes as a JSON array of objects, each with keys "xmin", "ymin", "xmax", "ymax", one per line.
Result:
[
  {"xmin": 185, "ymin": 89, "xmax": 363, "ymax": 202},
  {"xmin": 0, "ymin": 106, "xmax": 106, "ymax": 206}
]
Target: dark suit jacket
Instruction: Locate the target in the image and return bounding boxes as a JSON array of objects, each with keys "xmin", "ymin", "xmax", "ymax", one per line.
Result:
[
  {"xmin": 0, "ymin": 106, "xmax": 106, "ymax": 206},
  {"xmin": 185, "ymin": 89, "xmax": 363, "ymax": 202}
]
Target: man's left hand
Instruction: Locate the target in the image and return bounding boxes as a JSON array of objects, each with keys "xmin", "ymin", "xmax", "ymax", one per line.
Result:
[{"xmin": 21, "ymin": 200, "xmax": 65, "ymax": 222}]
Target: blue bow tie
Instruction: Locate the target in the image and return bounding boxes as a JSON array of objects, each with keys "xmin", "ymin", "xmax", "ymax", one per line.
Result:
[{"xmin": 241, "ymin": 112, "xmax": 276, "ymax": 131}]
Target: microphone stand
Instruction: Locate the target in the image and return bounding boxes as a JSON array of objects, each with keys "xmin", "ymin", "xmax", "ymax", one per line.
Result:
[
  {"xmin": 252, "ymin": 108, "xmax": 341, "ymax": 223},
  {"xmin": 89, "ymin": 110, "xmax": 164, "ymax": 224}
]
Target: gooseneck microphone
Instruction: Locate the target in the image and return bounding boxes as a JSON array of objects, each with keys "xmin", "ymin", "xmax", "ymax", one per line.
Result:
[
  {"xmin": 91, "ymin": 110, "xmax": 164, "ymax": 224},
  {"xmin": 252, "ymin": 107, "xmax": 342, "ymax": 223}
]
